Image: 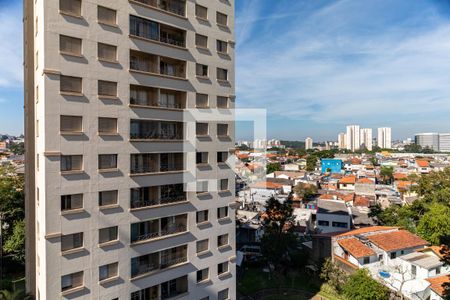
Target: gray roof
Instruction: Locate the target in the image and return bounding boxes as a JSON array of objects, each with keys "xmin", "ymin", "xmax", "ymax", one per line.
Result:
[
  {"xmin": 317, "ymin": 200, "xmax": 349, "ymax": 216},
  {"xmin": 401, "ymin": 252, "xmax": 443, "ymax": 269}
]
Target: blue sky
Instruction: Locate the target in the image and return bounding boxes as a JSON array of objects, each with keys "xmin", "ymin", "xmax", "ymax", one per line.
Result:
[{"xmin": 2, "ymin": 1, "xmax": 450, "ymax": 141}]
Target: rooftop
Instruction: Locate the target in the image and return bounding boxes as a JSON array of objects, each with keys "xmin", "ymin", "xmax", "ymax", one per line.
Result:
[
  {"xmin": 367, "ymin": 230, "xmax": 428, "ymax": 252},
  {"xmin": 338, "ymin": 237, "xmax": 376, "ymax": 258},
  {"xmin": 425, "ymin": 275, "xmax": 450, "ymax": 297},
  {"xmin": 317, "ymin": 199, "xmax": 349, "ymax": 216}
]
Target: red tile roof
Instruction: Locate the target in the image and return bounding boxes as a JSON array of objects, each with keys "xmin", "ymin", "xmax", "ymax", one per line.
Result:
[
  {"xmin": 334, "ymin": 255, "xmax": 358, "ymax": 269},
  {"xmin": 356, "ymin": 178, "xmax": 374, "ymax": 184},
  {"xmin": 416, "ymin": 160, "xmax": 430, "ymax": 168},
  {"xmin": 394, "ymin": 173, "xmax": 408, "ymax": 180},
  {"xmin": 367, "ymin": 230, "xmax": 428, "ymax": 252},
  {"xmin": 426, "ymin": 275, "xmax": 450, "ymax": 297},
  {"xmin": 339, "ymin": 176, "xmax": 356, "ymax": 184},
  {"xmin": 337, "ymin": 226, "xmax": 397, "ymax": 237},
  {"xmin": 354, "ymin": 195, "xmax": 371, "ymax": 207},
  {"xmin": 250, "ymin": 181, "xmax": 284, "ymax": 189},
  {"xmin": 338, "ymin": 238, "xmax": 376, "ymax": 258}
]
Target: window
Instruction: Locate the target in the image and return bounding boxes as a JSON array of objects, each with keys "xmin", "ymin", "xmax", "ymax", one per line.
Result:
[
  {"xmin": 218, "ymin": 288, "xmax": 229, "ymax": 300},
  {"xmin": 196, "ymin": 239, "xmax": 208, "ymax": 254},
  {"xmin": 98, "ymin": 154, "xmax": 117, "ymax": 170},
  {"xmin": 61, "ymin": 194, "xmax": 83, "ymax": 211},
  {"xmin": 61, "ymin": 232, "xmax": 83, "ymax": 252},
  {"xmin": 217, "ymin": 68, "xmax": 228, "ymax": 81},
  {"xmin": 60, "ymin": 0, "xmax": 81, "ymax": 17},
  {"xmin": 60, "ymin": 116, "xmax": 82, "ymax": 133},
  {"xmin": 196, "ymin": 123, "xmax": 209, "ymax": 136},
  {"xmin": 98, "ymin": 43, "xmax": 117, "ymax": 62},
  {"xmin": 60, "ymin": 75, "xmax": 82, "ymax": 94},
  {"xmin": 59, "ymin": 35, "xmax": 82, "ymax": 56},
  {"xmin": 218, "ymin": 262, "xmax": 228, "ymax": 275},
  {"xmin": 196, "ymin": 268, "xmax": 209, "ymax": 283},
  {"xmin": 196, "ymin": 152, "xmax": 208, "ymax": 165},
  {"xmin": 217, "ymin": 124, "xmax": 229, "ymax": 136},
  {"xmin": 318, "ymin": 220, "xmax": 329, "ymax": 226},
  {"xmin": 195, "ymin": 34, "xmax": 208, "ymax": 48},
  {"xmin": 196, "ymin": 181, "xmax": 208, "ymax": 194},
  {"xmin": 332, "ymin": 222, "xmax": 348, "ymax": 228},
  {"xmin": 99, "ymin": 226, "xmax": 118, "ymax": 244},
  {"xmin": 217, "ymin": 40, "xmax": 227, "ymax": 53},
  {"xmin": 196, "ymin": 64, "xmax": 208, "ymax": 77},
  {"xmin": 217, "ymin": 234, "xmax": 228, "ymax": 247},
  {"xmin": 196, "ymin": 94, "xmax": 209, "ymax": 108},
  {"xmin": 196, "ymin": 210, "xmax": 208, "ymax": 224},
  {"xmin": 217, "ymin": 96, "xmax": 229, "ymax": 108},
  {"xmin": 411, "ymin": 265, "xmax": 416, "ymax": 278},
  {"xmin": 390, "ymin": 252, "xmax": 397, "ymax": 259},
  {"xmin": 436, "ymin": 267, "xmax": 441, "ymax": 275},
  {"xmin": 161, "ymin": 276, "xmax": 188, "ymax": 299},
  {"xmin": 363, "ymin": 257, "xmax": 370, "ymax": 265},
  {"xmin": 98, "ymin": 6, "xmax": 116, "ymax": 26},
  {"xmin": 195, "ymin": 4, "xmax": 207, "ymax": 19},
  {"xmin": 217, "ymin": 207, "xmax": 228, "ymax": 219},
  {"xmin": 217, "ymin": 152, "xmax": 228, "ymax": 163},
  {"xmin": 61, "ymin": 271, "xmax": 83, "ymax": 292},
  {"xmin": 219, "ymin": 179, "xmax": 229, "ymax": 191},
  {"xmin": 216, "ymin": 12, "xmax": 227, "ymax": 26},
  {"xmin": 61, "ymin": 155, "xmax": 83, "ymax": 172},
  {"xmin": 131, "ymin": 286, "xmax": 159, "ymax": 300},
  {"xmin": 99, "ymin": 190, "xmax": 118, "ymax": 207},
  {"xmin": 98, "ymin": 80, "xmax": 117, "ymax": 97},
  {"xmin": 99, "ymin": 262, "xmax": 118, "ymax": 281},
  {"xmin": 98, "ymin": 117, "xmax": 117, "ymax": 134}
]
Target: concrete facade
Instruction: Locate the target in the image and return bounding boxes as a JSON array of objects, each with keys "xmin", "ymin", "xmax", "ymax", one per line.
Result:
[{"xmin": 24, "ymin": 0, "xmax": 236, "ymax": 299}]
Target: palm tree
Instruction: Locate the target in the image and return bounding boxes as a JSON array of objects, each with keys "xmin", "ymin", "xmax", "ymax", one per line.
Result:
[{"xmin": 0, "ymin": 290, "xmax": 33, "ymax": 300}]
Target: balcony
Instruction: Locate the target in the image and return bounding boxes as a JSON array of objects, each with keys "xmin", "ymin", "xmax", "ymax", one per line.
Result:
[
  {"xmin": 131, "ymin": 214, "xmax": 187, "ymax": 244},
  {"xmin": 130, "ymin": 120, "xmax": 183, "ymax": 141},
  {"xmin": 130, "ymin": 153, "xmax": 184, "ymax": 175},
  {"xmin": 131, "ymin": 0, "xmax": 186, "ymax": 17},
  {"xmin": 130, "ymin": 184, "xmax": 186, "ymax": 209},
  {"xmin": 130, "ymin": 85, "xmax": 186, "ymax": 109},
  {"xmin": 130, "ymin": 50, "xmax": 186, "ymax": 79},
  {"xmin": 130, "ymin": 15, "xmax": 186, "ymax": 47}
]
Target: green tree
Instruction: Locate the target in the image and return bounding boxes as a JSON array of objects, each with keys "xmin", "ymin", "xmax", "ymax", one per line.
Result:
[
  {"xmin": 266, "ymin": 163, "xmax": 281, "ymax": 174},
  {"xmin": 404, "ymin": 143, "xmax": 422, "ymax": 153},
  {"xmin": 3, "ymin": 220, "xmax": 25, "ymax": 262},
  {"xmin": 379, "ymin": 166, "xmax": 394, "ymax": 184},
  {"xmin": 306, "ymin": 156, "xmax": 317, "ymax": 171},
  {"xmin": 0, "ymin": 289, "xmax": 33, "ymax": 300},
  {"xmin": 8, "ymin": 143, "xmax": 24, "ymax": 156},
  {"xmin": 417, "ymin": 203, "xmax": 450, "ymax": 245},
  {"xmin": 320, "ymin": 258, "xmax": 348, "ymax": 293},
  {"xmin": 342, "ymin": 269, "xmax": 390, "ymax": 300},
  {"xmin": 293, "ymin": 182, "xmax": 318, "ymax": 201}
]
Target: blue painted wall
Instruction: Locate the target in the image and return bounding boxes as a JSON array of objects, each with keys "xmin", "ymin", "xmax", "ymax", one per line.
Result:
[{"xmin": 321, "ymin": 159, "xmax": 342, "ymax": 174}]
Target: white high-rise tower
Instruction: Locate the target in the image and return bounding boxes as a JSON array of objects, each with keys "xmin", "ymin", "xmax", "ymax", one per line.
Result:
[
  {"xmin": 346, "ymin": 125, "xmax": 360, "ymax": 151},
  {"xmin": 378, "ymin": 127, "xmax": 392, "ymax": 149}
]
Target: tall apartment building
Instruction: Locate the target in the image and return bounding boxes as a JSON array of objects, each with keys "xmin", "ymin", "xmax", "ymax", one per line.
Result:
[
  {"xmin": 346, "ymin": 125, "xmax": 360, "ymax": 152},
  {"xmin": 305, "ymin": 137, "xmax": 313, "ymax": 150},
  {"xmin": 337, "ymin": 132, "xmax": 346, "ymax": 149},
  {"xmin": 377, "ymin": 127, "xmax": 392, "ymax": 149},
  {"xmin": 24, "ymin": 0, "xmax": 236, "ymax": 299},
  {"xmin": 359, "ymin": 128, "xmax": 372, "ymax": 151},
  {"xmin": 439, "ymin": 133, "xmax": 450, "ymax": 152},
  {"xmin": 415, "ymin": 133, "xmax": 439, "ymax": 151}
]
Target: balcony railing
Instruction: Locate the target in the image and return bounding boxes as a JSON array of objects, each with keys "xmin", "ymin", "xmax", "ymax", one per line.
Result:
[
  {"xmin": 130, "ymin": 16, "xmax": 186, "ymax": 47},
  {"xmin": 131, "ymin": 216, "xmax": 187, "ymax": 244},
  {"xmin": 132, "ymin": 0, "xmax": 186, "ymax": 17},
  {"xmin": 130, "ymin": 163, "xmax": 183, "ymax": 174},
  {"xmin": 160, "ymin": 255, "xmax": 187, "ymax": 269},
  {"xmin": 130, "ymin": 132, "xmax": 183, "ymax": 140},
  {"xmin": 132, "ymin": 249, "xmax": 187, "ymax": 278}
]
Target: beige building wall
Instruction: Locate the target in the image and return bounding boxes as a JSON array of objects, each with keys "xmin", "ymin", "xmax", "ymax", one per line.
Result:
[{"xmin": 25, "ymin": 0, "xmax": 236, "ymax": 299}]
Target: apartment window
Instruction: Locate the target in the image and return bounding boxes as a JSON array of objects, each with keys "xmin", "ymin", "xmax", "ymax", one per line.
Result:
[
  {"xmin": 99, "ymin": 226, "xmax": 118, "ymax": 244},
  {"xmin": 98, "ymin": 117, "xmax": 117, "ymax": 134},
  {"xmin": 161, "ymin": 276, "xmax": 188, "ymax": 299},
  {"xmin": 195, "ymin": 4, "xmax": 208, "ymax": 19},
  {"xmin": 99, "ymin": 262, "xmax": 118, "ymax": 281},
  {"xmin": 196, "ymin": 268, "xmax": 209, "ymax": 283},
  {"xmin": 217, "ymin": 207, "xmax": 229, "ymax": 219},
  {"xmin": 436, "ymin": 267, "xmax": 441, "ymax": 275},
  {"xmin": 98, "ymin": 80, "xmax": 117, "ymax": 97},
  {"xmin": 60, "ymin": 75, "xmax": 82, "ymax": 94},
  {"xmin": 217, "ymin": 68, "xmax": 228, "ymax": 81},
  {"xmin": 61, "ymin": 232, "xmax": 83, "ymax": 252},
  {"xmin": 61, "ymin": 194, "xmax": 83, "ymax": 211},
  {"xmin": 217, "ymin": 124, "xmax": 229, "ymax": 136},
  {"xmin": 98, "ymin": 43, "xmax": 117, "ymax": 62},
  {"xmin": 332, "ymin": 222, "xmax": 348, "ymax": 228},
  {"xmin": 196, "ymin": 94, "xmax": 209, "ymax": 108},
  {"xmin": 196, "ymin": 210, "xmax": 208, "ymax": 224},
  {"xmin": 60, "ymin": 116, "xmax": 82, "ymax": 133},
  {"xmin": 219, "ymin": 179, "xmax": 229, "ymax": 191},
  {"xmin": 196, "ymin": 152, "xmax": 208, "ymax": 164},
  {"xmin": 390, "ymin": 252, "xmax": 397, "ymax": 259},
  {"xmin": 99, "ymin": 190, "xmax": 118, "ymax": 206},
  {"xmin": 217, "ymin": 152, "xmax": 228, "ymax": 163},
  {"xmin": 412, "ymin": 265, "xmax": 417, "ymax": 278},
  {"xmin": 218, "ymin": 262, "xmax": 228, "ymax": 275},
  {"xmin": 131, "ymin": 286, "xmax": 159, "ymax": 300},
  {"xmin": 61, "ymin": 155, "xmax": 83, "ymax": 172},
  {"xmin": 318, "ymin": 220, "xmax": 329, "ymax": 226},
  {"xmin": 363, "ymin": 257, "xmax": 370, "ymax": 265},
  {"xmin": 196, "ymin": 181, "xmax": 208, "ymax": 194},
  {"xmin": 196, "ymin": 239, "xmax": 209, "ymax": 254},
  {"xmin": 216, "ymin": 12, "xmax": 228, "ymax": 26},
  {"xmin": 196, "ymin": 123, "xmax": 209, "ymax": 136},
  {"xmin": 217, "ymin": 40, "xmax": 227, "ymax": 53},
  {"xmin": 218, "ymin": 234, "xmax": 228, "ymax": 248},
  {"xmin": 196, "ymin": 34, "xmax": 208, "ymax": 48},
  {"xmin": 59, "ymin": 35, "xmax": 82, "ymax": 56},
  {"xmin": 200, "ymin": 297, "xmax": 209, "ymax": 300},
  {"xmin": 196, "ymin": 64, "xmax": 208, "ymax": 77},
  {"xmin": 98, "ymin": 154, "xmax": 117, "ymax": 170},
  {"xmin": 217, "ymin": 96, "xmax": 229, "ymax": 108},
  {"xmin": 218, "ymin": 289, "xmax": 229, "ymax": 300},
  {"xmin": 60, "ymin": 0, "xmax": 81, "ymax": 17},
  {"xmin": 61, "ymin": 271, "xmax": 83, "ymax": 292},
  {"xmin": 98, "ymin": 6, "xmax": 116, "ymax": 26}
]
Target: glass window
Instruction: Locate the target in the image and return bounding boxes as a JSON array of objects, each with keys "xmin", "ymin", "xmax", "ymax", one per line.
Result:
[
  {"xmin": 99, "ymin": 226, "xmax": 118, "ymax": 244},
  {"xmin": 98, "ymin": 80, "xmax": 117, "ymax": 97},
  {"xmin": 61, "ymin": 271, "xmax": 83, "ymax": 292},
  {"xmin": 217, "ymin": 152, "xmax": 228, "ymax": 163},
  {"xmin": 196, "ymin": 34, "xmax": 208, "ymax": 48},
  {"xmin": 196, "ymin": 152, "xmax": 208, "ymax": 164},
  {"xmin": 61, "ymin": 155, "xmax": 83, "ymax": 172},
  {"xmin": 195, "ymin": 5, "xmax": 207, "ymax": 19},
  {"xmin": 217, "ymin": 206, "xmax": 228, "ymax": 219},
  {"xmin": 217, "ymin": 234, "xmax": 228, "ymax": 247},
  {"xmin": 196, "ymin": 210, "xmax": 208, "ymax": 224},
  {"xmin": 61, "ymin": 232, "xmax": 83, "ymax": 252},
  {"xmin": 217, "ymin": 40, "xmax": 227, "ymax": 53},
  {"xmin": 98, "ymin": 6, "xmax": 116, "ymax": 26},
  {"xmin": 196, "ymin": 268, "xmax": 209, "ymax": 283},
  {"xmin": 217, "ymin": 68, "xmax": 228, "ymax": 81},
  {"xmin": 60, "ymin": 75, "xmax": 82, "ymax": 94},
  {"xmin": 60, "ymin": 115, "xmax": 82, "ymax": 133},
  {"xmin": 196, "ymin": 123, "xmax": 209, "ymax": 136},
  {"xmin": 217, "ymin": 124, "xmax": 229, "ymax": 136},
  {"xmin": 61, "ymin": 194, "xmax": 83, "ymax": 211},
  {"xmin": 60, "ymin": 35, "xmax": 82, "ymax": 56},
  {"xmin": 218, "ymin": 289, "xmax": 229, "ymax": 300},
  {"xmin": 98, "ymin": 117, "xmax": 117, "ymax": 134},
  {"xmin": 98, "ymin": 43, "xmax": 117, "ymax": 62},
  {"xmin": 219, "ymin": 179, "xmax": 229, "ymax": 191},
  {"xmin": 196, "ymin": 181, "xmax": 208, "ymax": 194},
  {"xmin": 196, "ymin": 94, "xmax": 209, "ymax": 108},
  {"xmin": 98, "ymin": 154, "xmax": 117, "ymax": 170},
  {"xmin": 216, "ymin": 12, "xmax": 227, "ymax": 26},
  {"xmin": 99, "ymin": 262, "xmax": 118, "ymax": 281},
  {"xmin": 196, "ymin": 64, "xmax": 208, "ymax": 77},
  {"xmin": 218, "ymin": 262, "xmax": 228, "ymax": 275},
  {"xmin": 217, "ymin": 96, "xmax": 228, "ymax": 108},
  {"xmin": 196, "ymin": 239, "xmax": 208, "ymax": 254},
  {"xmin": 60, "ymin": 0, "xmax": 81, "ymax": 16},
  {"xmin": 99, "ymin": 190, "xmax": 118, "ymax": 207}
]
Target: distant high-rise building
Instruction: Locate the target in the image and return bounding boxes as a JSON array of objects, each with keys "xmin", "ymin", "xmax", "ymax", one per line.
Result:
[
  {"xmin": 346, "ymin": 125, "xmax": 360, "ymax": 151},
  {"xmin": 377, "ymin": 127, "xmax": 392, "ymax": 149},
  {"xmin": 360, "ymin": 128, "xmax": 373, "ymax": 151},
  {"xmin": 415, "ymin": 133, "xmax": 439, "ymax": 151},
  {"xmin": 439, "ymin": 134, "xmax": 450, "ymax": 152},
  {"xmin": 305, "ymin": 137, "xmax": 313, "ymax": 150},
  {"xmin": 338, "ymin": 133, "xmax": 346, "ymax": 149}
]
